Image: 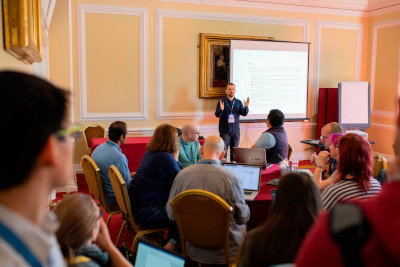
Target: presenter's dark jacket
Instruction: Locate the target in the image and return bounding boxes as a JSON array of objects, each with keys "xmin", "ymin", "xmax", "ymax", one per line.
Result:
[
  {"xmin": 215, "ymin": 97, "xmax": 249, "ymax": 134},
  {"xmin": 264, "ymin": 126, "xmax": 288, "ymax": 164}
]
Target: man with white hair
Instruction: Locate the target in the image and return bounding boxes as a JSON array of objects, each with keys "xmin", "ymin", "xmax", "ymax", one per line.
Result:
[
  {"xmin": 178, "ymin": 123, "xmax": 201, "ymax": 168},
  {"xmin": 167, "ymin": 135, "xmax": 250, "ymax": 265}
]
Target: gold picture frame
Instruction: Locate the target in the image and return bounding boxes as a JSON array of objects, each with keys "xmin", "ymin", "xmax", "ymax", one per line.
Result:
[
  {"xmin": 199, "ymin": 33, "xmax": 273, "ymax": 98},
  {"xmin": 2, "ymin": 0, "xmax": 42, "ymax": 64}
]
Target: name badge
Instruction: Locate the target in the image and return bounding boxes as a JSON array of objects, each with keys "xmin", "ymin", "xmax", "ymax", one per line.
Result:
[{"xmin": 228, "ymin": 114, "xmax": 235, "ymax": 123}]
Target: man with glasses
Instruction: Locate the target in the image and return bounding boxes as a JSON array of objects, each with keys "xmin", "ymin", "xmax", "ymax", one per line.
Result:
[
  {"xmin": 178, "ymin": 123, "xmax": 202, "ymax": 168},
  {"xmin": 0, "ymin": 71, "xmax": 75, "ymax": 266},
  {"xmin": 310, "ymin": 122, "xmax": 343, "ymax": 178}
]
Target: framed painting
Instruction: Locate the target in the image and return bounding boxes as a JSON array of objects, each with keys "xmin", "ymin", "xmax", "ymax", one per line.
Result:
[
  {"xmin": 199, "ymin": 33, "xmax": 273, "ymax": 98},
  {"xmin": 3, "ymin": 0, "xmax": 42, "ymax": 64}
]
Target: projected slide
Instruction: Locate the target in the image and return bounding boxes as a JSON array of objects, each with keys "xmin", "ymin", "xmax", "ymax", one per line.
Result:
[{"xmin": 230, "ymin": 40, "xmax": 309, "ymax": 121}]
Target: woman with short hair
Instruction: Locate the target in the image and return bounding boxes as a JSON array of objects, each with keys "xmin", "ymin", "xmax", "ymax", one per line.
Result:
[
  {"xmin": 322, "ymin": 133, "xmax": 382, "ymax": 210},
  {"xmin": 240, "ymin": 172, "xmax": 322, "ymax": 267}
]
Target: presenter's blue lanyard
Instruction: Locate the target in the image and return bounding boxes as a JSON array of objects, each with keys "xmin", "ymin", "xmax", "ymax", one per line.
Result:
[
  {"xmin": 0, "ymin": 220, "xmax": 42, "ymax": 267},
  {"xmin": 197, "ymin": 161, "xmax": 219, "ymax": 165},
  {"xmin": 225, "ymin": 99, "xmax": 235, "ymax": 113},
  {"xmin": 181, "ymin": 136, "xmax": 194, "ymax": 163}
]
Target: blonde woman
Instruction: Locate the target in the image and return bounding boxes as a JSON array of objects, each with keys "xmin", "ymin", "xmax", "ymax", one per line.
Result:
[{"xmin": 53, "ymin": 193, "xmax": 131, "ymax": 267}]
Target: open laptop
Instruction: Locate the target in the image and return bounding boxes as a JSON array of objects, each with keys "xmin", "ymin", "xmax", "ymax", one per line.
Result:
[
  {"xmin": 135, "ymin": 238, "xmax": 185, "ymax": 267},
  {"xmin": 234, "ymin": 147, "xmax": 272, "ymax": 170},
  {"xmin": 222, "ymin": 163, "xmax": 262, "ymax": 201}
]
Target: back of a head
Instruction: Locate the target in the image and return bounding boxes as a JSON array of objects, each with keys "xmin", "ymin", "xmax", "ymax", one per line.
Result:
[
  {"xmin": 53, "ymin": 193, "xmax": 99, "ymax": 256},
  {"xmin": 268, "ymin": 109, "xmax": 285, "ymax": 127},
  {"xmin": 203, "ymin": 135, "xmax": 224, "ymax": 155},
  {"xmin": 147, "ymin": 123, "xmax": 178, "ymax": 153},
  {"xmin": 108, "ymin": 121, "xmax": 127, "ymax": 142},
  {"xmin": 338, "ymin": 133, "xmax": 372, "ymax": 190},
  {"xmin": 326, "ymin": 122, "xmax": 343, "ymax": 134},
  {"xmin": 272, "ymin": 172, "xmax": 321, "ymax": 222},
  {"xmin": 329, "ymin": 133, "xmax": 344, "ymax": 148},
  {"xmin": 0, "ymin": 71, "xmax": 68, "ymax": 190},
  {"xmin": 245, "ymin": 172, "xmax": 321, "ymax": 266}
]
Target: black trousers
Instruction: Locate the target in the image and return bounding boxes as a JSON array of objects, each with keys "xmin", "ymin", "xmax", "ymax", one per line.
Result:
[{"xmin": 220, "ymin": 132, "xmax": 240, "ymax": 162}]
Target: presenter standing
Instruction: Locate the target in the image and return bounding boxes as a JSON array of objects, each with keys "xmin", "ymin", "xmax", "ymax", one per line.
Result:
[{"xmin": 215, "ymin": 83, "xmax": 249, "ymax": 161}]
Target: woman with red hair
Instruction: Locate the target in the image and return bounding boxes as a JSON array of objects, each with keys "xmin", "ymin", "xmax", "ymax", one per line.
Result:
[{"xmin": 321, "ymin": 133, "xmax": 382, "ymax": 210}]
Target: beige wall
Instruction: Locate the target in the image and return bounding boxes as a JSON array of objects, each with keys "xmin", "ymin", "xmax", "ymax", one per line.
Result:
[
  {"xmin": 365, "ymin": 10, "xmax": 400, "ymax": 156},
  {"xmin": 47, "ymin": 0, "xmax": 399, "ymax": 165}
]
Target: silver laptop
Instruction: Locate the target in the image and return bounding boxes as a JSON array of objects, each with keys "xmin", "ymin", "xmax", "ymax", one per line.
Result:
[
  {"xmin": 135, "ymin": 238, "xmax": 185, "ymax": 267},
  {"xmin": 234, "ymin": 147, "xmax": 272, "ymax": 170},
  {"xmin": 222, "ymin": 163, "xmax": 262, "ymax": 201}
]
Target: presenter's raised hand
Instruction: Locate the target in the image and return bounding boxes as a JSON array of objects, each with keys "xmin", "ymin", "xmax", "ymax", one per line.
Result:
[
  {"xmin": 219, "ymin": 100, "xmax": 224, "ymax": 111},
  {"xmin": 244, "ymin": 97, "xmax": 250, "ymax": 107}
]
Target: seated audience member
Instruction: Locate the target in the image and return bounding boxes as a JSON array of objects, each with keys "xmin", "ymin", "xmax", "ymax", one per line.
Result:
[
  {"xmin": 92, "ymin": 121, "xmax": 133, "ymax": 204},
  {"xmin": 240, "ymin": 172, "xmax": 321, "ymax": 267},
  {"xmin": 0, "ymin": 71, "xmax": 71, "ymax": 265},
  {"xmin": 167, "ymin": 135, "xmax": 250, "ymax": 265},
  {"xmin": 296, "ymin": 100, "xmax": 400, "ymax": 267},
  {"xmin": 313, "ymin": 133, "xmax": 343, "ymax": 191},
  {"xmin": 252, "ymin": 109, "xmax": 288, "ymax": 164},
  {"xmin": 128, "ymin": 124, "xmax": 182, "ymax": 250},
  {"xmin": 297, "ymin": 178, "xmax": 400, "ymax": 266},
  {"xmin": 54, "ymin": 194, "xmax": 131, "ymax": 267},
  {"xmin": 297, "ymin": 104, "xmax": 400, "ymax": 266},
  {"xmin": 310, "ymin": 122, "xmax": 343, "ymax": 179},
  {"xmin": 178, "ymin": 123, "xmax": 202, "ymax": 168},
  {"xmin": 321, "ymin": 133, "xmax": 382, "ymax": 210}
]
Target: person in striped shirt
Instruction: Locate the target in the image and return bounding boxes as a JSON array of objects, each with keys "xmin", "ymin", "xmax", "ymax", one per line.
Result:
[{"xmin": 321, "ymin": 133, "xmax": 382, "ymax": 210}]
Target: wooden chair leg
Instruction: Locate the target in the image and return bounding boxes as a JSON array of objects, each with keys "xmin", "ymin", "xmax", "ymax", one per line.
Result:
[
  {"xmin": 106, "ymin": 211, "xmax": 120, "ymax": 225},
  {"xmin": 131, "ymin": 232, "xmax": 144, "ymax": 253},
  {"xmin": 115, "ymin": 220, "xmax": 127, "ymax": 247}
]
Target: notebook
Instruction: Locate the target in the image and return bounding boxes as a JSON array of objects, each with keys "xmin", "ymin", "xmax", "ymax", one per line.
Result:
[
  {"xmin": 234, "ymin": 147, "xmax": 272, "ymax": 169},
  {"xmin": 135, "ymin": 238, "xmax": 186, "ymax": 267},
  {"xmin": 222, "ymin": 163, "xmax": 262, "ymax": 201}
]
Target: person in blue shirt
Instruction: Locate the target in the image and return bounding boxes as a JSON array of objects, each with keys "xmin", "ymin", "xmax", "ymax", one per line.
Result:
[
  {"xmin": 215, "ymin": 83, "xmax": 250, "ymax": 161},
  {"xmin": 92, "ymin": 121, "xmax": 134, "ymax": 204},
  {"xmin": 178, "ymin": 123, "xmax": 201, "ymax": 168},
  {"xmin": 128, "ymin": 124, "xmax": 182, "ymax": 251}
]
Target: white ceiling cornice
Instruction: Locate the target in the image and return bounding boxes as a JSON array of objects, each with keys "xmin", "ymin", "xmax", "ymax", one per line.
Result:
[{"xmin": 156, "ymin": 0, "xmax": 400, "ymax": 17}]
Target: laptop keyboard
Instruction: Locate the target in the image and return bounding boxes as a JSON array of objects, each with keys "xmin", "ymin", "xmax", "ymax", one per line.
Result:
[{"xmin": 244, "ymin": 192, "xmax": 252, "ymax": 195}]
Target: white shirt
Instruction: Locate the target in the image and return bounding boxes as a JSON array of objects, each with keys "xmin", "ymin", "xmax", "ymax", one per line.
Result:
[{"xmin": 0, "ymin": 204, "xmax": 65, "ymax": 267}]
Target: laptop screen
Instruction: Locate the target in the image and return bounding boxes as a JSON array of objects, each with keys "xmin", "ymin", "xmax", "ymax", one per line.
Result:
[
  {"xmin": 135, "ymin": 239, "xmax": 185, "ymax": 267},
  {"xmin": 222, "ymin": 163, "xmax": 261, "ymax": 191}
]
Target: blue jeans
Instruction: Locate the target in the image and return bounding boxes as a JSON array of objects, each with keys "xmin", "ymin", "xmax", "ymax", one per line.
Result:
[
  {"xmin": 220, "ymin": 132, "xmax": 240, "ymax": 162},
  {"xmin": 133, "ymin": 206, "xmax": 179, "ymax": 245}
]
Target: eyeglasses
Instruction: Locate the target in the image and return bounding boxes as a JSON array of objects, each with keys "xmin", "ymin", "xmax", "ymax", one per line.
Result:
[
  {"xmin": 320, "ymin": 135, "xmax": 329, "ymax": 140},
  {"xmin": 55, "ymin": 124, "xmax": 83, "ymax": 140}
]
